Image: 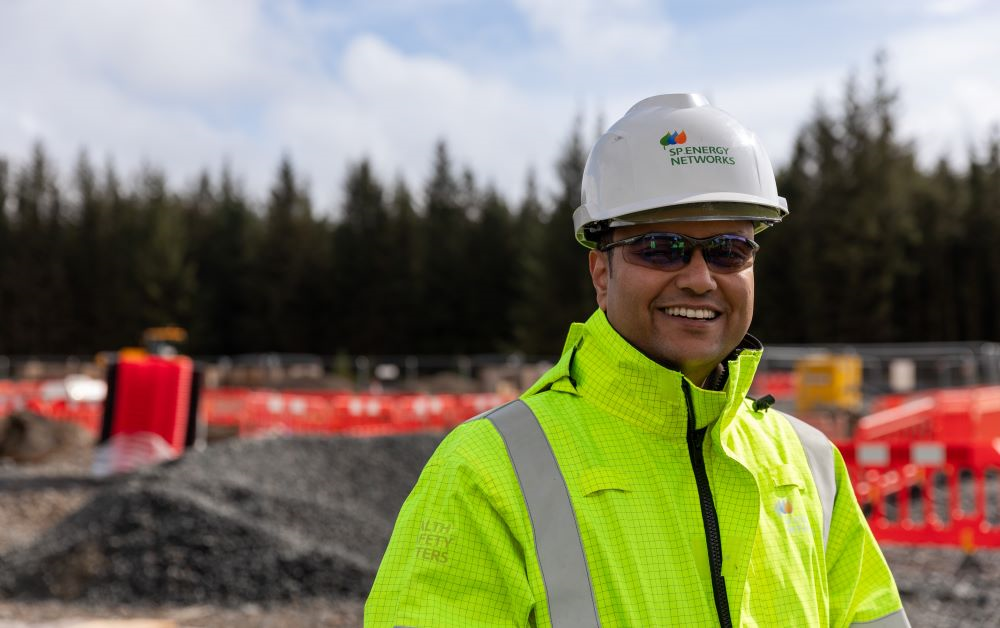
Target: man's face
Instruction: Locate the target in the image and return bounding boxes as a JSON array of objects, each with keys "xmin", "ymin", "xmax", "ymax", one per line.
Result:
[{"xmin": 589, "ymin": 220, "xmax": 755, "ymax": 385}]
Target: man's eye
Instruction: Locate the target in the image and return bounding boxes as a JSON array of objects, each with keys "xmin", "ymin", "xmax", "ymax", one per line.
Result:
[{"xmin": 639, "ymin": 247, "xmax": 679, "ymax": 260}]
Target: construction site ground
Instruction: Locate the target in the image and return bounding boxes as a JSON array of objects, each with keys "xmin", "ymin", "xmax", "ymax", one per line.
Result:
[{"xmin": 0, "ymin": 415, "xmax": 998, "ymax": 627}]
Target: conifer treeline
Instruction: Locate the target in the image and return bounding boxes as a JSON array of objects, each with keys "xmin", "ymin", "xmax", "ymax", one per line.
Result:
[
  {"xmin": 0, "ymin": 133, "xmax": 594, "ymax": 357},
  {"xmin": 0, "ymin": 66, "xmax": 998, "ymax": 357}
]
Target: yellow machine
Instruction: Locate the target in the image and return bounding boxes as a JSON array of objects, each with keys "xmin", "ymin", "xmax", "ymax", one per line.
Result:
[
  {"xmin": 795, "ymin": 353, "xmax": 862, "ymax": 413},
  {"xmin": 97, "ymin": 326, "xmax": 189, "ymax": 366},
  {"xmin": 140, "ymin": 326, "xmax": 188, "ymax": 356}
]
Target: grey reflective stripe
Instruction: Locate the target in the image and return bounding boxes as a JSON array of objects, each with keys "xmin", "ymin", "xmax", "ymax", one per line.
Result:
[
  {"xmin": 484, "ymin": 400, "xmax": 601, "ymax": 628},
  {"xmin": 850, "ymin": 609, "xmax": 912, "ymax": 627},
  {"xmin": 780, "ymin": 411, "xmax": 836, "ymax": 550}
]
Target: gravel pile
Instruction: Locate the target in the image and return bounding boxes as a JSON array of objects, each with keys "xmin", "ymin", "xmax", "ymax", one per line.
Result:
[{"xmin": 0, "ymin": 433, "xmax": 443, "ymax": 605}]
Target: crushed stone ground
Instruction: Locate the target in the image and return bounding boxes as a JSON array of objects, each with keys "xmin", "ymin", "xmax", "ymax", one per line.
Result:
[
  {"xmin": 0, "ymin": 432, "xmax": 442, "ymax": 608},
  {"xmin": 0, "ymin": 426, "xmax": 998, "ymax": 626}
]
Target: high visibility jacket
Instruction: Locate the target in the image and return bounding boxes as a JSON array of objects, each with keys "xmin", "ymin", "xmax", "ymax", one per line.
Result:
[{"xmin": 366, "ymin": 310, "xmax": 909, "ymax": 627}]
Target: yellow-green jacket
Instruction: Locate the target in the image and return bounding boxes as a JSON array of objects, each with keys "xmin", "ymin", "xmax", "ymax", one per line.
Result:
[{"xmin": 366, "ymin": 310, "xmax": 908, "ymax": 627}]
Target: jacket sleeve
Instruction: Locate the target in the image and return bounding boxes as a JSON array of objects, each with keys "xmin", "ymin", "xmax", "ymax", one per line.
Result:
[
  {"xmin": 825, "ymin": 446, "xmax": 911, "ymax": 627},
  {"xmin": 365, "ymin": 423, "xmax": 536, "ymax": 628}
]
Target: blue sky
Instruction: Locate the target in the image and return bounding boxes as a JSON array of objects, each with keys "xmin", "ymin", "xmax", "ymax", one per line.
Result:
[{"xmin": 1, "ymin": 0, "xmax": 998, "ymax": 214}]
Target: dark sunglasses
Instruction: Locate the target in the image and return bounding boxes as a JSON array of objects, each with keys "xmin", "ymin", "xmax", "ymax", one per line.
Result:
[{"xmin": 598, "ymin": 232, "xmax": 759, "ymax": 273}]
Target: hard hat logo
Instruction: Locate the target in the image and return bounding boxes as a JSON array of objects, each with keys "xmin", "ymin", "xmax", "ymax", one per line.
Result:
[
  {"xmin": 665, "ymin": 143, "xmax": 736, "ymax": 166},
  {"xmin": 659, "ymin": 130, "xmax": 687, "ymax": 148}
]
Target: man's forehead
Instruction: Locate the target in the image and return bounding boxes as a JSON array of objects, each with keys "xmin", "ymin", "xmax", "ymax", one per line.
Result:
[{"xmin": 613, "ymin": 219, "xmax": 755, "ymax": 240}]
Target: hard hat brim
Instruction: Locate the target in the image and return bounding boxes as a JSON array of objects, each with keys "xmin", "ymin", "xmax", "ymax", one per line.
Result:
[{"xmin": 574, "ymin": 199, "xmax": 788, "ymax": 249}]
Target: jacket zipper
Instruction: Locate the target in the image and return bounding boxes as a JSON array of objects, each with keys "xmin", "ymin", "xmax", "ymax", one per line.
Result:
[{"xmin": 683, "ymin": 379, "xmax": 733, "ymax": 628}]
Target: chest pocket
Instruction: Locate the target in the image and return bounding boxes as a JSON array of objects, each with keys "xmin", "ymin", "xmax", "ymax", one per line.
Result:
[
  {"xmin": 769, "ymin": 463, "xmax": 806, "ymax": 493},
  {"xmin": 579, "ymin": 467, "xmax": 631, "ymax": 497}
]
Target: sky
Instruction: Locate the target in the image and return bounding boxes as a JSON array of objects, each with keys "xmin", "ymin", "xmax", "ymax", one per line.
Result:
[{"xmin": 1, "ymin": 0, "xmax": 998, "ymax": 215}]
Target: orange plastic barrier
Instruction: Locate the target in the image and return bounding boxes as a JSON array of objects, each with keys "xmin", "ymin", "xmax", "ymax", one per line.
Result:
[
  {"xmin": 840, "ymin": 440, "xmax": 1000, "ymax": 548},
  {"xmin": 236, "ymin": 392, "xmax": 334, "ymax": 436},
  {"xmin": 333, "ymin": 394, "xmax": 394, "ymax": 429},
  {"xmin": 199, "ymin": 387, "xmax": 252, "ymax": 428},
  {"xmin": 0, "ymin": 380, "xmax": 44, "ymax": 416},
  {"xmin": 216, "ymin": 391, "xmax": 516, "ymax": 437},
  {"xmin": 749, "ymin": 371, "xmax": 796, "ymax": 401},
  {"xmin": 25, "ymin": 398, "xmax": 103, "ymax": 434},
  {"xmin": 12, "ymin": 383, "xmax": 517, "ymax": 439},
  {"xmin": 856, "ymin": 386, "xmax": 1000, "ymax": 445},
  {"xmin": 853, "ymin": 396, "xmax": 937, "ymax": 442},
  {"xmin": 392, "ymin": 395, "xmax": 458, "ymax": 430}
]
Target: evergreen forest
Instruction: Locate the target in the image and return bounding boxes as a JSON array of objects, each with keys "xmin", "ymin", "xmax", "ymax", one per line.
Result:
[{"xmin": 1, "ymin": 66, "xmax": 998, "ymax": 358}]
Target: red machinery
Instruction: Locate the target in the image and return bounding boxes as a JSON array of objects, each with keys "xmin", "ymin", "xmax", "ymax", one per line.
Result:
[{"xmin": 100, "ymin": 355, "xmax": 201, "ymax": 455}]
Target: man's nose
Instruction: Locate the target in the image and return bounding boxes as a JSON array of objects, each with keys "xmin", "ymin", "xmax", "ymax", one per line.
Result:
[{"xmin": 675, "ymin": 248, "xmax": 717, "ymax": 294}]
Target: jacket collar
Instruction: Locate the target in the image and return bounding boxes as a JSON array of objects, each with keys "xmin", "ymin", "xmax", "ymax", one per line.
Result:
[{"xmin": 524, "ymin": 310, "xmax": 763, "ymax": 437}]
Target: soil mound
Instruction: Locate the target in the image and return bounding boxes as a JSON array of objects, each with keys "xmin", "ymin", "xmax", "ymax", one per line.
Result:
[
  {"xmin": 0, "ymin": 412, "xmax": 92, "ymax": 464},
  {"xmin": 0, "ymin": 433, "xmax": 442, "ymax": 604}
]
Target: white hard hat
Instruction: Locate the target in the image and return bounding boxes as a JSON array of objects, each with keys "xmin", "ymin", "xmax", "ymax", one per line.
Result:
[{"xmin": 574, "ymin": 93, "xmax": 788, "ymax": 248}]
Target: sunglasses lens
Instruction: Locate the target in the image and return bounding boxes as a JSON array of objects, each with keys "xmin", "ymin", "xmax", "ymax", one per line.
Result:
[
  {"xmin": 622, "ymin": 235, "xmax": 688, "ymax": 270},
  {"xmin": 618, "ymin": 234, "xmax": 755, "ymax": 273},
  {"xmin": 703, "ymin": 236, "xmax": 756, "ymax": 271}
]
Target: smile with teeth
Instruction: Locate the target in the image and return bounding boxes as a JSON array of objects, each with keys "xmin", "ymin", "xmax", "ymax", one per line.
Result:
[{"xmin": 664, "ymin": 306, "xmax": 718, "ymax": 320}]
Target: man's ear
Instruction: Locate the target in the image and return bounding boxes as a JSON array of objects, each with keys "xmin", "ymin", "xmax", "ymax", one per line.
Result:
[{"xmin": 589, "ymin": 249, "xmax": 609, "ymax": 311}]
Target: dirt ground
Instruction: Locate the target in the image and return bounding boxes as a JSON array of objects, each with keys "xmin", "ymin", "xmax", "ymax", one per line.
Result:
[{"xmin": 0, "ymin": 598, "xmax": 364, "ymax": 627}]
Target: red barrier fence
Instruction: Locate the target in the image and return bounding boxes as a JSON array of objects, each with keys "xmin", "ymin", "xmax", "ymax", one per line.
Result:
[
  {"xmin": 192, "ymin": 388, "xmax": 514, "ymax": 437},
  {"xmin": 23, "ymin": 398, "xmax": 103, "ymax": 434},
  {"xmin": 3, "ymin": 381, "xmax": 515, "ymax": 439},
  {"xmin": 839, "ymin": 440, "xmax": 1000, "ymax": 548}
]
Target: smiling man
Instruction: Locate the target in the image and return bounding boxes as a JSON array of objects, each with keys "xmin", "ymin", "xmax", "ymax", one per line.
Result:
[{"xmin": 366, "ymin": 94, "xmax": 909, "ymax": 627}]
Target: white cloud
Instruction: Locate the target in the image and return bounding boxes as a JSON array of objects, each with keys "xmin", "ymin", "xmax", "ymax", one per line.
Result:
[
  {"xmin": 1, "ymin": 0, "xmax": 998, "ymax": 217},
  {"xmin": 0, "ymin": 0, "xmax": 577, "ymax": 210},
  {"xmin": 709, "ymin": 70, "xmax": 848, "ymax": 171},
  {"xmin": 514, "ymin": 0, "xmax": 673, "ymax": 64},
  {"xmin": 268, "ymin": 34, "xmax": 570, "ymax": 211},
  {"xmin": 886, "ymin": 7, "xmax": 1000, "ymax": 166},
  {"xmin": 0, "ymin": 0, "xmax": 333, "ymax": 196},
  {"xmin": 920, "ymin": 0, "xmax": 988, "ymax": 16}
]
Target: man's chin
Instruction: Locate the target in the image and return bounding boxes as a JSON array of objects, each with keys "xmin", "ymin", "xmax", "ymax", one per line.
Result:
[{"xmin": 650, "ymin": 345, "xmax": 728, "ymax": 381}]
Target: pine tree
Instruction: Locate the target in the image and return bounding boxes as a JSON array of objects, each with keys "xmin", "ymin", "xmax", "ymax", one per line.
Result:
[
  {"xmin": 465, "ymin": 184, "xmax": 517, "ymax": 352},
  {"xmin": 100, "ymin": 161, "xmax": 149, "ymax": 349},
  {"xmin": 896, "ymin": 159, "xmax": 965, "ymax": 340},
  {"xmin": 381, "ymin": 177, "xmax": 423, "ymax": 353},
  {"xmin": 515, "ymin": 121, "xmax": 593, "ymax": 355},
  {"xmin": 133, "ymin": 166, "xmax": 197, "ymax": 334},
  {"xmin": 64, "ymin": 151, "xmax": 106, "ymax": 352},
  {"xmin": 7, "ymin": 144, "xmax": 71, "ymax": 353},
  {"xmin": 331, "ymin": 158, "xmax": 391, "ymax": 353},
  {"xmin": 254, "ymin": 156, "xmax": 318, "ymax": 351},
  {"xmin": 418, "ymin": 141, "xmax": 468, "ymax": 353},
  {"xmin": 959, "ymin": 131, "xmax": 1000, "ymax": 340},
  {"xmin": 186, "ymin": 168, "xmax": 262, "ymax": 354}
]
